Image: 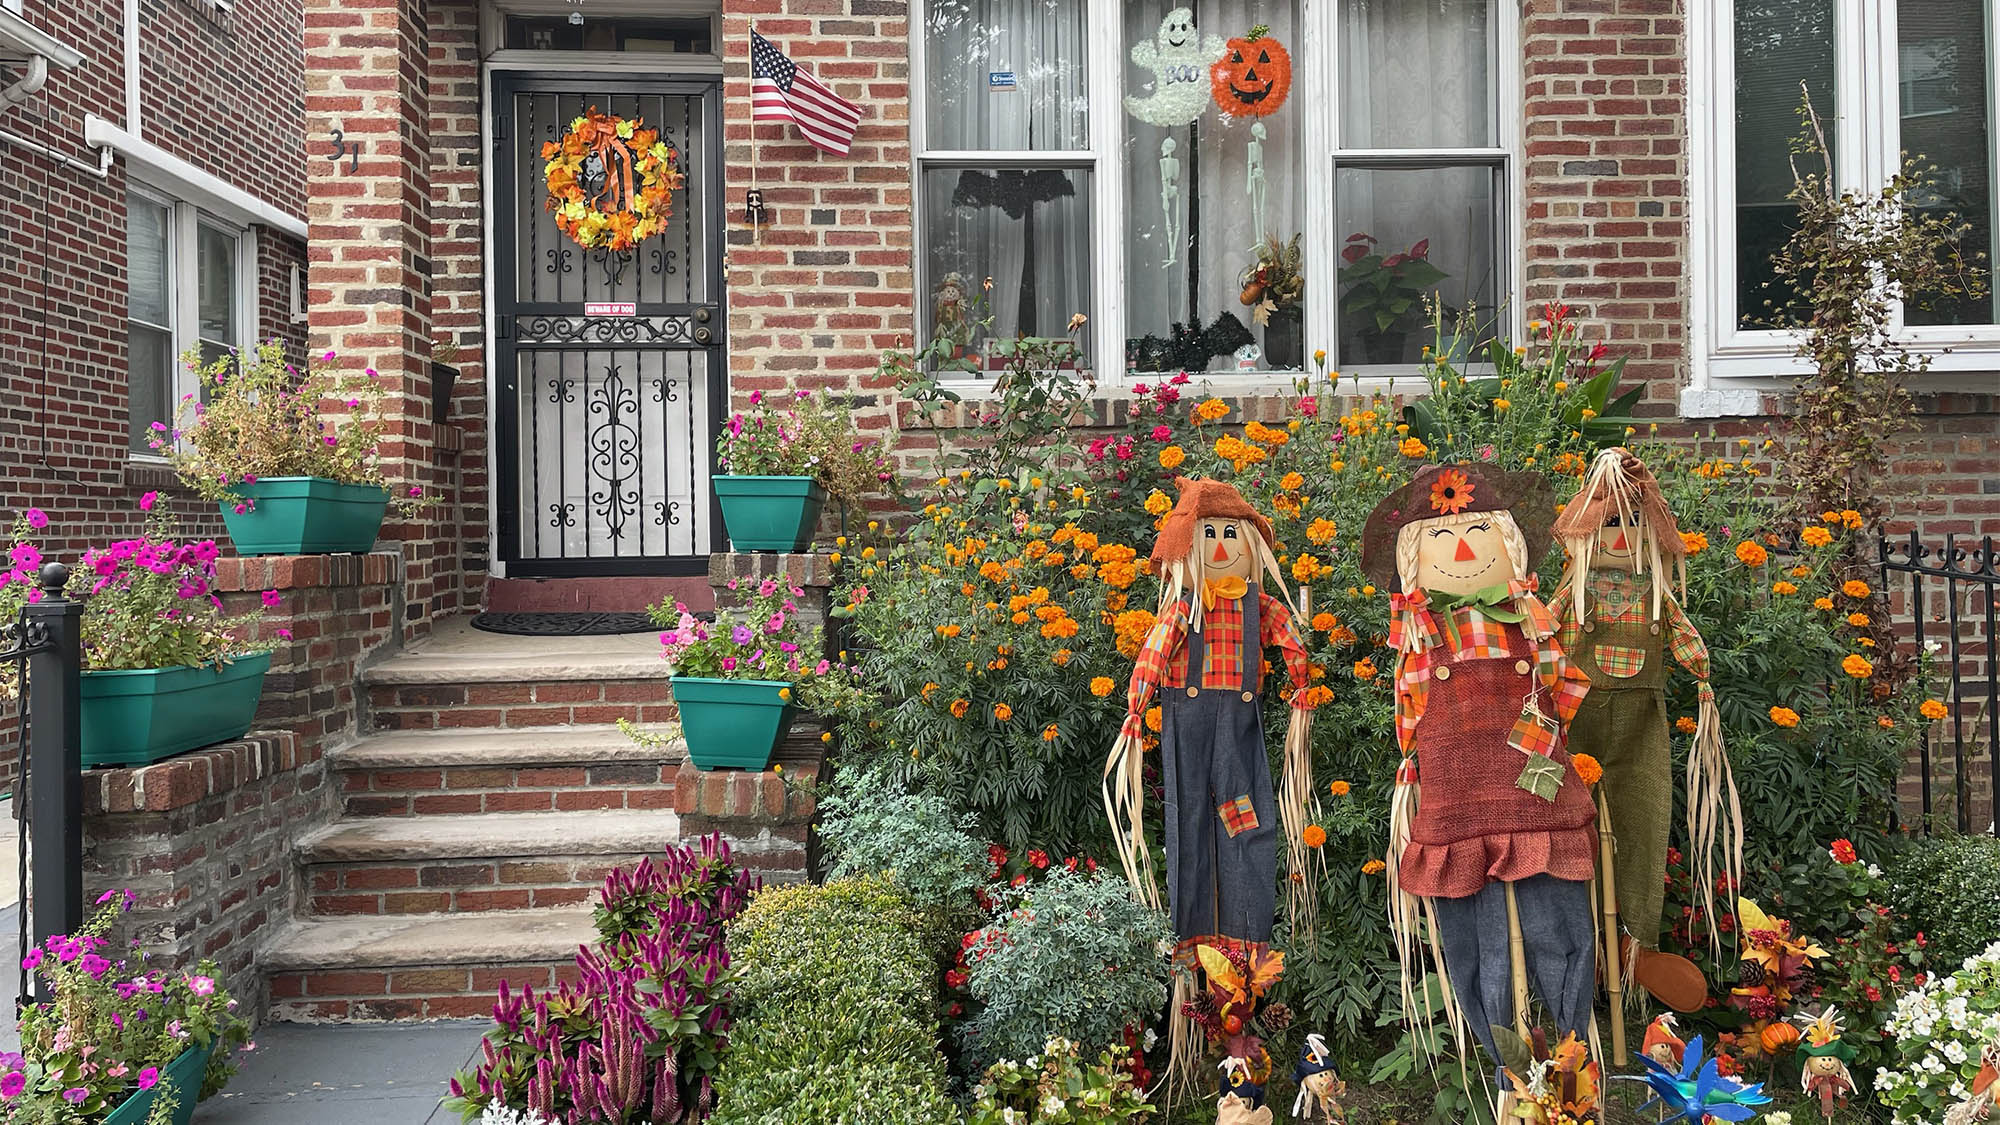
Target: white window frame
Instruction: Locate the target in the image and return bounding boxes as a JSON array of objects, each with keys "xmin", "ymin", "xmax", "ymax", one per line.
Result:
[
  {"xmin": 127, "ymin": 185, "xmax": 259, "ymax": 460},
  {"xmin": 1691, "ymin": 0, "xmax": 2000, "ymax": 401},
  {"xmin": 909, "ymin": 0, "xmax": 1523, "ymax": 392}
]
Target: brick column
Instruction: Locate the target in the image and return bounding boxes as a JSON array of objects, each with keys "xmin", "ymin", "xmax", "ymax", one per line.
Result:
[{"xmin": 304, "ymin": 0, "xmax": 443, "ymax": 642}]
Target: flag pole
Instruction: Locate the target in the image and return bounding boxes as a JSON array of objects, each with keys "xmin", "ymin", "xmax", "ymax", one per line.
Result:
[{"xmin": 750, "ymin": 20, "xmax": 761, "ymax": 246}]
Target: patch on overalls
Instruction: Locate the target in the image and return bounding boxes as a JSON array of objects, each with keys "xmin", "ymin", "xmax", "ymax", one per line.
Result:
[{"xmin": 1218, "ymin": 795, "xmax": 1259, "ymax": 837}]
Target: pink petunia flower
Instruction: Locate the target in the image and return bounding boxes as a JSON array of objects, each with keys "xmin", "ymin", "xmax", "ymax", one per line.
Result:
[
  {"xmin": 137, "ymin": 1066, "xmax": 159, "ymax": 1090},
  {"xmin": 140, "ymin": 491, "xmax": 157, "ymax": 512},
  {"xmin": 24, "ymin": 508, "xmax": 46, "ymax": 530},
  {"xmin": 261, "ymin": 590, "xmax": 282, "ymax": 609}
]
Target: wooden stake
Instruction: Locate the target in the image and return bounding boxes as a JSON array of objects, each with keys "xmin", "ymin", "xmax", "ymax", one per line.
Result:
[
  {"xmin": 1504, "ymin": 880, "xmax": 1530, "ymax": 1042},
  {"xmin": 1598, "ymin": 791, "xmax": 1626, "ymax": 1063}
]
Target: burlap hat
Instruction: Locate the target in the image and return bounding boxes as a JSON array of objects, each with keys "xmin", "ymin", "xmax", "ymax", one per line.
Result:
[
  {"xmin": 1150, "ymin": 477, "xmax": 1276, "ymax": 570},
  {"xmin": 1359, "ymin": 464, "xmax": 1555, "ymax": 589},
  {"xmin": 1550, "ymin": 447, "xmax": 1686, "ymax": 554}
]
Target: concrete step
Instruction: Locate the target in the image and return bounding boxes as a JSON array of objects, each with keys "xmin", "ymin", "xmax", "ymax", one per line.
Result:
[
  {"xmin": 330, "ymin": 727, "xmax": 683, "ymax": 817},
  {"xmin": 262, "ymin": 908, "xmax": 595, "ymax": 1021},
  {"xmin": 361, "ymin": 618, "xmax": 676, "ymax": 731},
  {"xmin": 299, "ymin": 810, "xmax": 680, "ymax": 916}
]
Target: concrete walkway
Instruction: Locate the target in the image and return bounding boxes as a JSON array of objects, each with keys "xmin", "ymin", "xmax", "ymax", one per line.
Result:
[{"xmin": 196, "ymin": 1021, "xmax": 489, "ymax": 1125}]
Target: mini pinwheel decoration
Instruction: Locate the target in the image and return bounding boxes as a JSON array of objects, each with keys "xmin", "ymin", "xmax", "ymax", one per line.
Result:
[{"xmin": 1622, "ymin": 1034, "xmax": 1773, "ymax": 1124}]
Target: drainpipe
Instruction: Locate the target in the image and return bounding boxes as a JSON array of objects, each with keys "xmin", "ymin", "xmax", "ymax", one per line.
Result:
[
  {"xmin": 0, "ymin": 53, "xmax": 45, "ymax": 107},
  {"xmin": 0, "ymin": 53, "xmax": 109, "ymax": 177},
  {"xmin": 123, "ymin": 0, "xmax": 139, "ymax": 135}
]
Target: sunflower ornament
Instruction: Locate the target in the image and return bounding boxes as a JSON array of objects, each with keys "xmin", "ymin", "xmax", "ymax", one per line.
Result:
[{"xmin": 542, "ymin": 106, "xmax": 685, "ymax": 253}]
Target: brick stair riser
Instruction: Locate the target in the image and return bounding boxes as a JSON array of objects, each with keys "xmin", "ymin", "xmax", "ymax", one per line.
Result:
[
  {"xmin": 270, "ymin": 961, "xmax": 584, "ymax": 1022},
  {"xmin": 306, "ymin": 856, "xmax": 647, "ymax": 916},
  {"xmin": 366, "ymin": 681, "xmax": 678, "ymax": 731},
  {"xmin": 338, "ymin": 763, "xmax": 678, "ymax": 817}
]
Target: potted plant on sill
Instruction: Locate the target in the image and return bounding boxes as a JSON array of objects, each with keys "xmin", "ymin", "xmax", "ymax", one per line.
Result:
[
  {"xmin": 2, "ymin": 502, "xmax": 275, "ymax": 768},
  {"xmin": 147, "ymin": 340, "xmax": 424, "ymax": 556},
  {"xmin": 713, "ymin": 388, "xmax": 888, "ymax": 553},
  {"xmin": 1240, "ymin": 232, "xmax": 1305, "ymax": 370},
  {"xmin": 650, "ymin": 578, "xmax": 861, "ymax": 771},
  {"xmin": 6, "ymin": 889, "xmax": 250, "ymax": 1125},
  {"xmin": 1337, "ymin": 233, "xmax": 1449, "ymax": 365}
]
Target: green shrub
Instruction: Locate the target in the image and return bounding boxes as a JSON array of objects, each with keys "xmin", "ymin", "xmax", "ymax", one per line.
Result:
[
  {"xmin": 959, "ymin": 867, "xmax": 1173, "ymax": 1077},
  {"xmin": 817, "ymin": 767, "xmax": 988, "ymax": 922},
  {"xmin": 966, "ymin": 1038, "xmax": 1155, "ymax": 1125},
  {"xmin": 1874, "ymin": 938, "xmax": 2000, "ymax": 1125},
  {"xmin": 715, "ymin": 878, "xmax": 957, "ymax": 1125},
  {"xmin": 1890, "ymin": 834, "xmax": 2000, "ymax": 970}
]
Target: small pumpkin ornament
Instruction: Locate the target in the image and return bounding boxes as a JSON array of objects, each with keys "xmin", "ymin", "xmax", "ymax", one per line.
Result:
[{"xmin": 1210, "ymin": 25, "xmax": 1292, "ymax": 118}]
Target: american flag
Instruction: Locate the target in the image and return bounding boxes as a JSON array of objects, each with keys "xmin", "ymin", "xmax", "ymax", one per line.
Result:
[{"xmin": 750, "ymin": 30, "xmax": 864, "ymax": 156}]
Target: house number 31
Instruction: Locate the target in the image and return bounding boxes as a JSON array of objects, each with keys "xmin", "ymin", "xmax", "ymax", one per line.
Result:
[{"xmin": 327, "ymin": 128, "xmax": 360, "ymax": 174}]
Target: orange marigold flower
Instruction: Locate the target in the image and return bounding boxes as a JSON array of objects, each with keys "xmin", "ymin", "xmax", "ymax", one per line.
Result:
[
  {"xmin": 1920, "ymin": 698, "xmax": 1948, "ymax": 720},
  {"xmin": 1352, "ymin": 657, "xmax": 1379, "ymax": 680},
  {"xmin": 1069, "ymin": 563, "xmax": 1094, "ymax": 581},
  {"xmin": 1842, "ymin": 654, "xmax": 1874, "ymax": 679},
  {"xmin": 1398, "ymin": 436, "xmax": 1430, "ymax": 459},
  {"xmin": 1144, "ymin": 490, "xmax": 1173, "ymax": 516},
  {"xmin": 1878, "ymin": 716, "xmax": 1896, "ymax": 730},
  {"xmin": 1311, "ymin": 611, "xmax": 1339, "ymax": 632},
  {"xmin": 1194, "ymin": 398, "xmax": 1231, "ymax": 423},
  {"xmin": 1800, "ymin": 526, "xmax": 1834, "ymax": 548},
  {"xmin": 1144, "ymin": 706, "xmax": 1161, "ymax": 733},
  {"xmin": 1280, "ymin": 471, "xmax": 1306, "ymax": 492},
  {"xmin": 1042, "ymin": 723, "xmax": 1059, "ymax": 742},
  {"xmin": 1842, "ymin": 579, "xmax": 1871, "ymax": 598},
  {"xmin": 1769, "ymin": 706, "xmax": 1801, "ymax": 728},
  {"xmin": 1772, "ymin": 581, "xmax": 1799, "ymax": 596},
  {"xmin": 1675, "ymin": 716, "xmax": 1699, "ymax": 734},
  {"xmin": 1052, "ymin": 648, "xmax": 1073, "ymax": 666},
  {"xmin": 1429, "ymin": 469, "xmax": 1474, "ymax": 515},
  {"xmin": 1329, "ymin": 780, "xmax": 1351, "ymax": 797},
  {"xmin": 1681, "ymin": 531, "xmax": 1710, "ymax": 555},
  {"xmin": 1292, "ymin": 554, "xmax": 1324, "ymax": 583},
  {"xmin": 920, "ymin": 682, "xmax": 940, "ymax": 700},
  {"xmin": 1571, "ymin": 753, "xmax": 1604, "ymax": 786},
  {"xmin": 1813, "ymin": 597, "xmax": 1835, "ymax": 611},
  {"xmin": 1361, "ymin": 859, "xmax": 1388, "ymax": 876},
  {"xmin": 1302, "ymin": 824, "xmax": 1327, "ymax": 848},
  {"xmin": 949, "ymin": 698, "xmax": 970, "ymax": 718},
  {"xmin": 938, "ymin": 623, "xmax": 963, "ymax": 638},
  {"xmin": 1090, "ymin": 676, "xmax": 1116, "ymax": 697},
  {"xmin": 993, "ymin": 703, "xmax": 1013, "ymax": 721},
  {"xmin": 1306, "ymin": 518, "xmax": 1337, "ymax": 545},
  {"xmin": 1790, "ymin": 565, "xmax": 1813, "ymax": 578},
  {"xmin": 1735, "ymin": 540, "xmax": 1769, "ymax": 566},
  {"xmin": 1847, "ymin": 612, "xmax": 1869, "ymax": 627},
  {"xmin": 1159, "ymin": 445, "xmax": 1186, "ymax": 470}
]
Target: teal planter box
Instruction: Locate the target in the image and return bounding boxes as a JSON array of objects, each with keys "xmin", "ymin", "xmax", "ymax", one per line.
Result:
[
  {"xmin": 713, "ymin": 475, "xmax": 826, "ymax": 552},
  {"xmin": 81, "ymin": 653, "xmax": 271, "ymax": 769},
  {"xmin": 104, "ymin": 1039, "xmax": 216, "ymax": 1125},
  {"xmin": 220, "ymin": 477, "xmax": 388, "ymax": 556},
  {"xmin": 671, "ymin": 677, "xmax": 796, "ymax": 771}
]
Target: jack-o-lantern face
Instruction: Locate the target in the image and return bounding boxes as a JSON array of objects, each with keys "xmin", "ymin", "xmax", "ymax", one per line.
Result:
[{"xmin": 1210, "ymin": 31, "xmax": 1292, "ymax": 117}]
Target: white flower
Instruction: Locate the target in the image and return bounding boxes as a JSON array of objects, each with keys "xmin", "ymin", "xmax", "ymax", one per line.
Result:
[
  {"xmin": 1867, "ymin": 863, "xmax": 1883, "ymax": 877},
  {"xmin": 1762, "ymin": 1112, "xmax": 1794, "ymax": 1125},
  {"xmin": 479, "ymin": 1106, "xmax": 556, "ymax": 1125},
  {"xmin": 1040, "ymin": 1094, "xmax": 1065, "ymax": 1113},
  {"xmin": 1142, "ymin": 1027, "xmax": 1159, "ymax": 1051},
  {"xmin": 1002, "ymin": 1110, "xmax": 1019, "ymax": 1125}
]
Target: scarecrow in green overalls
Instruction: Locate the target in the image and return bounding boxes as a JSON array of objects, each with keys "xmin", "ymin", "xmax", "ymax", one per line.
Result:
[
  {"xmin": 1550, "ymin": 449, "xmax": 1742, "ymax": 981},
  {"xmin": 1104, "ymin": 477, "xmax": 1319, "ymax": 1093}
]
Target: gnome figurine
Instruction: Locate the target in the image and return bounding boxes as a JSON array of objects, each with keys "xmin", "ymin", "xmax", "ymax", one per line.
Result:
[
  {"xmin": 1104, "ymin": 477, "xmax": 1318, "ymax": 1082},
  {"xmin": 1291, "ymin": 1033, "xmax": 1348, "ymax": 1123},
  {"xmin": 1552, "ymin": 448, "xmax": 1743, "ymax": 968},
  {"xmin": 1361, "ymin": 464, "xmax": 1597, "ymax": 1070},
  {"xmin": 1796, "ymin": 1008, "xmax": 1859, "ymax": 1119}
]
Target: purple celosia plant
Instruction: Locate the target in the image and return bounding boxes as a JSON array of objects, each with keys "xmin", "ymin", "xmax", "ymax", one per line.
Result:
[{"xmin": 446, "ymin": 835, "xmax": 759, "ymax": 1124}]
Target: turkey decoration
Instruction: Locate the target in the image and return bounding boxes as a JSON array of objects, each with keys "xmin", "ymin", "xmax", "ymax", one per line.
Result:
[{"xmin": 1210, "ymin": 25, "xmax": 1292, "ymax": 118}]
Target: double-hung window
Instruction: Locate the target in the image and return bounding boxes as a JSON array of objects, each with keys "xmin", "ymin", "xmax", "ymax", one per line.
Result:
[
  {"xmin": 126, "ymin": 189, "xmax": 255, "ymax": 453},
  {"xmin": 911, "ymin": 0, "xmax": 1516, "ymax": 384},
  {"xmin": 1699, "ymin": 0, "xmax": 2000, "ymax": 385}
]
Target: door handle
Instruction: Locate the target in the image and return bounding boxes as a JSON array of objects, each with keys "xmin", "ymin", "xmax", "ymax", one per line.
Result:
[{"xmin": 693, "ymin": 325, "xmax": 713, "ymax": 345}]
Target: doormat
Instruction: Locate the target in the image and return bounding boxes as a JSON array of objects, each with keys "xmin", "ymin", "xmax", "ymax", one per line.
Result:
[{"xmin": 470, "ymin": 611, "xmax": 658, "ymax": 637}]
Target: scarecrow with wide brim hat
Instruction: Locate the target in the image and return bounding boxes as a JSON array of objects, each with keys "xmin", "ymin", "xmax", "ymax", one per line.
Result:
[
  {"xmin": 1104, "ymin": 477, "xmax": 1319, "ymax": 1091},
  {"xmin": 1361, "ymin": 463, "xmax": 1598, "ymax": 1078},
  {"xmin": 1795, "ymin": 1008, "xmax": 1859, "ymax": 1120}
]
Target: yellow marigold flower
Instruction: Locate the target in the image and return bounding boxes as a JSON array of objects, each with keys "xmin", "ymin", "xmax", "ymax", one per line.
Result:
[
  {"xmin": 1735, "ymin": 540, "xmax": 1769, "ymax": 566},
  {"xmin": 1194, "ymin": 398, "xmax": 1231, "ymax": 423},
  {"xmin": 829, "ymin": 552, "xmax": 843, "ymax": 565},
  {"xmin": 1329, "ymin": 780, "xmax": 1351, "ymax": 797},
  {"xmin": 949, "ymin": 698, "xmax": 970, "ymax": 718},
  {"xmin": 1800, "ymin": 526, "xmax": 1834, "ymax": 548},
  {"xmin": 1769, "ymin": 706, "xmax": 1801, "ymax": 728},
  {"xmin": 1159, "ymin": 444, "xmax": 1186, "ymax": 470},
  {"xmin": 1554, "ymin": 380, "xmax": 1569, "ymax": 392},
  {"xmin": 1306, "ymin": 518, "xmax": 1337, "ymax": 545},
  {"xmin": 1842, "ymin": 654, "xmax": 1874, "ymax": 679},
  {"xmin": 1772, "ymin": 581, "xmax": 1799, "ymax": 596},
  {"xmin": 1280, "ymin": 471, "xmax": 1306, "ymax": 492},
  {"xmin": 1681, "ymin": 531, "xmax": 1710, "ymax": 555},
  {"xmin": 1302, "ymin": 824, "xmax": 1327, "ymax": 849},
  {"xmin": 1090, "ymin": 676, "xmax": 1116, "ymax": 698},
  {"xmin": 1397, "ymin": 437, "xmax": 1429, "ymax": 458},
  {"xmin": 1362, "ymin": 584, "xmax": 1376, "ymax": 596},
  {"xmin": 1842, "ymin": 579, "xmax": 1871, "ymax": 598},
  {"xmin": 1362, "ymin": 859, "xmax": 1387, "ymax": 876},
  {"xmin": 1042, "ymin": 723, "xmax": 1059, "ymax": 742},
  {"xmin": 1329, "ymin": 459, "xmax": 1346, "ymax": 473},
  {"xmin": 1814, "ymin": 597, "xmax": 1835, "ymax": 610},
  {"xmin": 1492, "ymin": 398, "xmax": 1512, "ymax": 411},
  {"xmin": 1571, "ymin": 753, "xmax": 1604, "ymax": 785},
  {"xmin": 1144, "ymin": 490, "xmax": 1173, "ymax": 516},
  {"xmin": 1675, "ymin": 716, "xmax": 1698, "ymax": 735},
  {"xmin": 993, "ymin": 702, "xmax": 1013, "ymax": 721},
  {"xmin": 1352, "ymin": 657, "xmax": 1378, "ymax": 680},
  {"xmin": 1847, "ymin": 612, "xmax": 1869, "ymax": 627},
  {"xmin": 1920, "ymin": 698, "xmax": 1949, "ymax": 720}
]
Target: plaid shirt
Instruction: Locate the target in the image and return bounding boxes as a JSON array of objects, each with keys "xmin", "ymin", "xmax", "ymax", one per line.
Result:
[
  {"xmin": 1553, "ymin": 570, "xmax": 1713, "ymax": 696},
  {"xmin": 1393, "ymin": 600, "xmax": 1590, "ymax": 756},
  {"xmin": 1124, "ymin": 591, "xmax": 1313, "ymax": 733}
]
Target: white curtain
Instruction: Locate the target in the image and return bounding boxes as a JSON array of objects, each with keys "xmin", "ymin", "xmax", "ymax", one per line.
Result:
[{"xmin": 924, "ymin": 0, "xmax": 1093, "ymax": 341}]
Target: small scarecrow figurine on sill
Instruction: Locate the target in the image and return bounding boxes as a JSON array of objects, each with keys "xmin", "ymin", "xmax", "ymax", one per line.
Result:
[
  {"xmin": 1361, "ymin": 464, "xmax": 1598, "ymax": 1080},
  {"xmin": 1104, "ymin": 477, "xmax": 1318, "ymax": 1094},
  {"xmin": 1550, "ymin": 449, "xmax": 1741, "ymax": 997}
]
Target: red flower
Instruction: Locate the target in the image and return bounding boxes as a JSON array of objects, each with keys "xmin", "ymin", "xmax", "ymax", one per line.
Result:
[
  {"xmin": 988, "ymin": 843, "xmax": 1009, "ymax": 868},
  {"xmin": 1028, "ymin": 849, "xmax": 1050, "ymax": 870},
  {"xmin": 1382, "ymin": 253, "xmax": 1408, "ymax": 268},
  {"xmin": 945, "ymin": 970, "xmax": 968, "ymax": 989},
  {"xmin": 1085, "ymin": 857, "xmax": 1099, "ymax": 872},
  {"xmin": 1888, "ymin": 965, "xmax": 1902, "ymax": 984},
  {"xmin": 962, "ymin": 931, "xmax": 981, "ymax": 950},
  {"xmin": 1064, "ymin": 856, "xmax": 1080, "ymax": 872},
  {"xmin": 1916, "ymin": 931, "xmax": 1928, "ymax": 947},
  {"xmin": 1830, "ymin": 838, "xmax": 1858, "ymax": 864},
  {"xmin": 947, "ymin": 1002, "xmax": 964, "ymax": 1017},
  {"xmin": 1409, "ymin": 238, "xmax": 1430, "ymax": 259},
  {"xmin": 1011, "ymin": 873, "xmax": 1027, "ymax": 887},
  {"xmin": 1865, "ymin": 984, "xmax": 1882, "ymax": 1002},
  {"xmin": 1341, "ymin": 244, "xmax": 1368, "ymax": 265}
]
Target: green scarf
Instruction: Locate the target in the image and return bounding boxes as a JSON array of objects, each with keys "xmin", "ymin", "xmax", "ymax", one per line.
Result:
[{"xmin": 1429, "ymin": 582, "xmax": 1524, "ymax": 651}]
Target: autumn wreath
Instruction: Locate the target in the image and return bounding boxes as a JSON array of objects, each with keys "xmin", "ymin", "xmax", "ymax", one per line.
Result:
[{"xmin": 541, "ymin": 106, "xmax": 685, "ymax": 253}]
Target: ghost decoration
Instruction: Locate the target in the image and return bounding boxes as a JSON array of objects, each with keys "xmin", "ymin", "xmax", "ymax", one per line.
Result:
[{"xmin": 1125, "ymin": 8, "xmax": 1225, "ymax": 128}]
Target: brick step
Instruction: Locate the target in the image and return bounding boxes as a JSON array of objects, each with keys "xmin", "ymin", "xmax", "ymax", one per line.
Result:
[
  {"xmin": 262, "ymin": 908, "xmax": 595, "ymax": 1021},
  {"xmin": 299, "ymin": 810, "xmax": 679, "ymax": 916},
  {"xmin": 330, "ymin": 726, "xmax": 684, "ymax": 816},
  {"xmin": 361, "ymin": 625, "xmax": 676, "ymax": 731}
]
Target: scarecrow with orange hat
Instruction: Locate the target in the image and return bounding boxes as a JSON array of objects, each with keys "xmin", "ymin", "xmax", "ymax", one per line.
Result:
[
  {"xmin": 1361, "ymin": 464, "xmax": 1598, "ymax": 1073},
  {"xmin": 1104, "ymin": 477, "xmax": 1318, "ymax": 1088}
]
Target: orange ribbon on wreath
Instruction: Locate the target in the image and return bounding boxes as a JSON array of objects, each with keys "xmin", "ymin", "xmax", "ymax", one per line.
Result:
[{"xmin": 580, "ymin": 108, "xmax": 637, "ymax": 215}]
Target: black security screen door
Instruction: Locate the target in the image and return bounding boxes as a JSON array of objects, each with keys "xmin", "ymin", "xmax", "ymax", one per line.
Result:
[{"xmin": 494, "ymin": 75, "xmax": 725, "ymax": 577}]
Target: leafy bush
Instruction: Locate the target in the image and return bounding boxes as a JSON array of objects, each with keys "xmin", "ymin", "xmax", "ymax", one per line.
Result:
[
  {"xmin": 447, "ymin": 836, "xmax": 756, "ymax": 1124},
  {"xmin": 1889, "ymin": 834, "xmax": 2000, "ymax": 970},
  {"xmin": 714, "ymin": 878, "xmax": 956, "ymax": 1125},
  {"xmin": 1874, "ymin": 939, "xmax": 2000, "ymax": 1125},
  {"xmin": 958, "ymin": 867, "xmax": 1173, "ymax": 1077},
  {"xmin": 966, "ymin": 1038, "xmax": 1155, "ymax": 1125},
  {"xmin": 817, "ymin": 767, "xmax": 988, "ymax": 921}
]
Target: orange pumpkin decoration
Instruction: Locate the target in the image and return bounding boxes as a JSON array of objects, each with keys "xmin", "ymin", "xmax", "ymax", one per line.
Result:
[
  {"xmin": 1210, "ymin": 25, "xmax": 1292, "ymax": 118},
  {"xmin": 1760, "ymin": 1020, "xmax": 1801, "ymax": 1056}
]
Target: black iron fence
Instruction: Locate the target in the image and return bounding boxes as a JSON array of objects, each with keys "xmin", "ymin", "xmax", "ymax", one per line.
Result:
[
  {"xmin": 3, "ymin": 562, "xmax": 83, "ymax": 1006},
  {"xmin": 1881, "ymin": 533, "xmax": 1999, "ymax": 835}
]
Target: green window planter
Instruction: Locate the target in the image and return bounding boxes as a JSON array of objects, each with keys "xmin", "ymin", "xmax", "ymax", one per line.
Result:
[
  {"xmin": 219, "ymin": 476, "xmax": 389, "ymax": 556},
  {"xmin": 671, "ymin": 676, "xmax": 796, "ymax": 771},
  {"xmin": 81, "ymin": 653, "xmax": 272, "ymax": 769},
  {"xmin": 104, "ymin": 1039, "xmax": 216, "ymax": 1125},
  {"xmin": 713, "ymin": 475, "xmax": 826, "ymax": 552}
]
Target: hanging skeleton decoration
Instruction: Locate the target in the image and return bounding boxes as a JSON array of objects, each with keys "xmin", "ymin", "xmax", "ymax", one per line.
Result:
[
  {"xmin": 1362, "ymin": 465, "xmax": 1599, "ymax": 1076},
  {"xmin": 1104, "ymin": 478, "xmax": 1319, "ymax": 1089}
]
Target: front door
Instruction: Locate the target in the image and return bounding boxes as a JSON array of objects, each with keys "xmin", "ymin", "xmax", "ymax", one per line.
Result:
[{"xmin": 494, "ymin": 75, "xmax": 725, "ymax": 577}]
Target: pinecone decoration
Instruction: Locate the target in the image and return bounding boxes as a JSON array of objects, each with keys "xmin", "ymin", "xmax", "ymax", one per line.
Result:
[
  {"xmin": 1261, "ymin": 1002, "xmax": 1294, "ymax": 1033},
  {"xmin": 1737, "ymin": 962, "xmax": 1766, "ymax": 990}
]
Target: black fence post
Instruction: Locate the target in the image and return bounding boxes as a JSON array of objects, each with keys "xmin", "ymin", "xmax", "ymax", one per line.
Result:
[{"xmin": 23, "ymin": 562, "xmax": 81, "ymax": 955}]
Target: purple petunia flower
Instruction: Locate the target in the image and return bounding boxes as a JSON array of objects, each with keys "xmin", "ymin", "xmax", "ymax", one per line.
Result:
[
  {"xmin": 63, "ymin": 1087, "xmax": 88, "ymax": 1105},
  {"xmin": 20, "ymin": 949, "xmax": 41, "ymax": 971},
  {"xmin": 23, "ymin": 509, "xmax": 46, "ymax": 530},
  {"xmin": 0, "ymin": 1070, "xmax": 23, "ymax": 1099},
  {"xmin": 137, "ymin": 1067, "xmax": 159, "ymax": 1090},
  {"xmin": 730, "ymin": 625, "xmax": 753, "ymax": 645}
]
